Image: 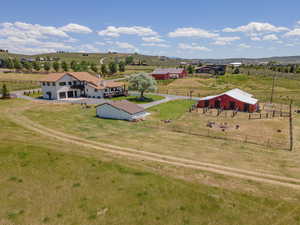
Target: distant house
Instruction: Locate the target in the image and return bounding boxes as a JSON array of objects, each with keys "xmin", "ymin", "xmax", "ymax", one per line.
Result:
[
  {"xmin": 96, "ymin": 100, "xmax": 150, "ymax": 121},
  {"xmin": 197, "ymin": 88, "xmax": 259, "ymax": 113},
  {"xmin": 151, "ymin": 68, "xmax": 187, "ymax": 80},
  {"xmin": 195, "ymin": 65, "xmax": 226, "ymax": 75},
  {"xmin": 40, "ymin": 72, "xmax": 125, "ymax": 100},
  {"xmin": 229, "ymin": 62, "xmax": 242, "ymax": 67}
]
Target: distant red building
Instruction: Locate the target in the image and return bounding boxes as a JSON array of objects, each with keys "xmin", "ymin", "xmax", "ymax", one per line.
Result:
[
  {"xmin": 151, "ymin": 68, "xmax": 187, "ymax": 80},
  {"xmin": 197, "ymin": 89, "xmax": 259, "ymax": 113}
]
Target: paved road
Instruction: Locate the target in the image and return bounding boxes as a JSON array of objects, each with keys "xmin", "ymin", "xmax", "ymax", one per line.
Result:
[{"xmin": 12, "ymin": 88, "xmax": 201, "ymax": 108}]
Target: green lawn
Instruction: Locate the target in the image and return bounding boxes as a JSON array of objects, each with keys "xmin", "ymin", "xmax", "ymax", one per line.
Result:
[
  {"xmin": 0, "ymin": 81, "xmax": 39, "ymax": 93},
  {"xmin": 112, "ymin": 94, "xmax": 165, "ymax": 104},
  {"xmin": 148, "ymin": 99, "xmax": 195, "ymax": 120},
  {"xmin": 1, "ymin": 100, "xmax": 300, "ymax": 225}
]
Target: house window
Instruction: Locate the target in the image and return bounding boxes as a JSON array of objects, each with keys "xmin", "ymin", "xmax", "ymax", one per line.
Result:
[
  {"xmin": 94, "ymin": 89, "xmax": 98, "ymax": 92},
  {"xmin": 59, "ymin": 82, "xmax": 66, "ymax": 86},
  {"xmin": 52, "ymin": 82, "xmax": 56, "ymax": 86},
  {"xmin": 47, "ymin": 82, "xmax": 50, "ymax": 86},
  {"xmin": 42, "ymin": 82, "xmax": 46, "ymax": 86},
  {"xmin": 68, "ymin": 81, "xmax": 72, "ymax": 85},
  {"xmin": 73, "ymin": 81, "xmax": 77, "ymax": 85},
  {"xmin": 105, "ymin": 88, "xmax": 109, "ymax": 92}
]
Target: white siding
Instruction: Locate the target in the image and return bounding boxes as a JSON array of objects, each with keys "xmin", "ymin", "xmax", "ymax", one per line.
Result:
[
  {"xmin": 96, "ymin": 104, "xmax": 132, "ymax": 120},
  {"xmin": 96, "ymin": 104, "xmax": 149, "ymax": 121}
]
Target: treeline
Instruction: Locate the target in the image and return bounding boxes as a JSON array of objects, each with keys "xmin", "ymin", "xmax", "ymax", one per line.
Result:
[
  {"xmin": 241, "ymin": 63, "xmax": 300, "ymax": 74},
  {"xmin": 0, "ymin": 58, "xmax": 127, "ymax": 76}
]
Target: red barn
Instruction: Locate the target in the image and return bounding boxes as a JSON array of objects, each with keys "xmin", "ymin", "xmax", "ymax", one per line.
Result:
[
  {"xmin": 151, "ymin": 68, "xmax": 187, "ymax": 80},
  {"xmin": 197, "ymin": 89, "xmax": 259, "ymax": 113}
]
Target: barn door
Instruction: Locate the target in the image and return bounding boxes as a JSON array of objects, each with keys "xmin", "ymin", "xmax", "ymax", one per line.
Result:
[
  {"xmin": 215, "ymin": 100, "xmax": 221, "ymax": 109},
  {"xmin": 244, "ymin": 103, "xmax": 250, "ymax": 112},
  {"xmin": 229, "ymin": 101, "xmax": 236, "ymax": 110}
]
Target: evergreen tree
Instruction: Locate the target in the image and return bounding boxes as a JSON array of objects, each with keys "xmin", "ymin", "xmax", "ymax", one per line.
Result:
[
  {"xmin": 33, "ymin": 61, "xmax": 41, "ymax": 71},
  {"xmin": 22, "ymin": 61, "xmax": 33, "ymax": 71},
  {"xmin": 125, "ymin": 56, "xmax": 134, "ymax": 65},
  {"xmin": 61, "ymin": 61, "xmax": 69, "ymax": 72},
  {"xmin": 53, "ymin": 61, "xmax": 60, "ymax": 72},
  {"xmin": 70, "ymin": 60, "xmax": 77, "ymax": 71},
  {"xmin": 80, "ymin": 61, "xmax": 88, "ymax": 71},
  {"xmin": 91, "ymin": 63, "xmax": 98, "ymax": 73},
  {"xmin": 101, "ymin": 64, "xmax": 108, "ymax": 76},
  {"xmin": 1, "ymin": 84, "xmax": 9, "ymax": 99},
  {"xmin": 118, "ymin": 61, "xmax": 126, "ymax": 72},
  {"xmin": 109, "ymin": 62, "xmax": 118, "ymax": 74},
  {"xmin": 44, "ymin": 62, "xmax": 51, "ymax": 72},
  {"xmin": 187, "ymin": 65, "xmax": 194, "ymax": 74},
  {"xmin": 13, "ymin": 58, "xmax": 22, "ymax": 70}
]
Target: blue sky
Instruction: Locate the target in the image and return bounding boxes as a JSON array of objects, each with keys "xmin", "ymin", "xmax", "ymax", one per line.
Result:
[{"xmin": 1, "ymin": 0, "xmax": 300, "ymax": 58}]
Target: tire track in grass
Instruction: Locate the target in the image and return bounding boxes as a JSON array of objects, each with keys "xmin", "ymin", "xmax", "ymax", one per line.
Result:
[{"xmin": 7, "ymin": 112, "xmax": 300, "ymax": 190}]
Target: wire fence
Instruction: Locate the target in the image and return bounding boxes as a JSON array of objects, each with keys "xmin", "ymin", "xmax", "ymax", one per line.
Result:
[{"xmin": 141, "ymin": 121, "xmax": 289, "ymax": 150}]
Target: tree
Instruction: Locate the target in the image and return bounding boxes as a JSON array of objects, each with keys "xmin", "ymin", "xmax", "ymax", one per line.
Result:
[
  {"xmin": 187, "ymin": 65, "xmax": 194, "ymax": 74},
  {"xmin": 33, "ymin": 61, "xmax": 41, "ymax": 71},
  {"xmin": 233, "ymin": 67, "xmax": 240, "ymax": 74},
  {"xmin": 1, "ymin": 84, "xmax": 9, "ymax": 99},
  {"xmin": 13, "ymin": 58, "xmax": 22, "ymax": 70},
  {"xmin": 128, "ymin": 73, "xmax": 157, "ymax": 100},
  {"xmin": 22, "ymin": 61, "xmax": 33, "ymax": 71},
  {"xmin": 61, "ymin": 61, "xmax": 69, "ymax": 72},
  {"xmin": 109, "ymin": 62, "xmax": 118, "ymax": 74},
  {"xmin": 119, "ymin": 61, "xmax": 126, "ymax": 72},
  {"xmin": 80, "ymin": 61, "xmax": 89, "ymax": 71},
  {"xmin": 91, "ymin": 63, "xmax": 98, "ymax": 73},
  {"xmin": 125, "ymin": 56, "xmax": 134, "ymax": 65},
  {"xmin": 6, "ymin": 58, "xmax": 14, "ymax": 69},
  {"xmin": 44, "ymin": 62, "xmax": 51, "ymax": 72},
  {"xmin": 53, "ymin": 61, "xmax": 60, "ymax": 72},
  {"xmin": 70, "ymin": 60, "xmax": 77, "ymax": 71},
  {"xmin": 101, "ymin": 64, "xmax": 108, "ymax": 76}
]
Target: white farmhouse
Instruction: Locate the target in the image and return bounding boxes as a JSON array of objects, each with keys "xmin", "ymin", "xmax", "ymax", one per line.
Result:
[
  {"xmin": 40, "ymin": 72, "xmax": 125, "ymax": 100},
  {"xmin": 96, "ymin": 100, "xmax": 150, "ymax": 121}
]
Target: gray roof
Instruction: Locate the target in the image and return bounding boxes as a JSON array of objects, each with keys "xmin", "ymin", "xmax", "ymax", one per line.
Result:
[
  {"xmin": 97, "ymin": 100, "xmax": 145, "ymax": 115},
  {"xmin": 199, "ymin": 88, "xmax": 258, "ymax": 105}
]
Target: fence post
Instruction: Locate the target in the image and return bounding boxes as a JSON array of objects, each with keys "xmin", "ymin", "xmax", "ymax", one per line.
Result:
[
  {"xmin": 244, "ymin": 135, "xmax": 248, "ymax": 143},
  {"xmin": 248, "ymin": 113, "xmax": 251, "ymax": 120}
]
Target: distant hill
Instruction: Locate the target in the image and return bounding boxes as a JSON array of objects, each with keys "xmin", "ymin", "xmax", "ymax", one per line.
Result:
[
  {"xmin": 1, "ymin": 51, "xmax": 300, "ymax": 66},
  {"xmin": 200, "ymin": 56, "xmax": 300, "ymax": 65},
  {"xmin": 0, "ymin": 52, "xmax": 189, "ymax": 67}
]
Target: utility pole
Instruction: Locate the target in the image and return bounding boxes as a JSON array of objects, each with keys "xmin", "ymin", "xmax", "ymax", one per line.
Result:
[
  {"xmin": 289, "ymin": 99, "xmax": 293, "ymax": 151},
  {"xmin": 270, "ymin": 72, "xmax": 276, "ymax": 103}
]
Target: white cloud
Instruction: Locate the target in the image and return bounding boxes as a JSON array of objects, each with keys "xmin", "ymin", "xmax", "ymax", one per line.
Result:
[
  {"xmin": 284, "ymin": 28, "xmax": 300, "ymax": 37},
  {"xmin": 213, "ymin": 36, "xmax": 240, "ymax": 45},
  {"xmin": 251, "ymin": 36, "xmax": 261, "ymax": 41},
  {"xmin": 223, "ymin": 22, "xmax": 288, "ymax": 36},
  {"xmin": 74, "ymin": 44, "xmax": 100, "ymax": 53},
  {"xmin": 60, "ymin": 23, "xmax": 92, "ymax": 34},
  {"xmin": 262, "ymin": 34, "xmax": 278, "ymax": 41},
  {"xmin": 141, "ymin": 43, "xmax": 170, "ymax": 48},
  {"xmin": 0, "ymin": 22, "xmax": 69, "ymax": 40},
  {"xmin": 98, "ymin": 26, "xmax": 157, "ymax": 37},
  {"xmin": 142, "ymin": 36, "xmax": 165, "ymax": 42},
  {"xmin": 178, "ymin": 43, "xmax": 211, "ymax": 51},
  {"xmin": 239, "ymin": 43, "xmax": 251, "ymax": 48},
  {"xmin": 168, "ymin": 27, "xmax": 218, "ymax": 38},
  {"xmin": 115, "ymin": 41, "xmax": 138, "ymax": 51}
]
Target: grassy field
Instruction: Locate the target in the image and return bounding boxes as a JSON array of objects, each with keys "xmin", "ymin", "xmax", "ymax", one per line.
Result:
[
  {"xmin": 2, "ymin": 99, "xmax": 300, "ymax": 224},
  {"xmin": 16, "ymin": 99, "xmax": 300, "ymax": 182},
  {"xmin": 157, "ymin": 74, "xmax": 300, "ymax": 106}
]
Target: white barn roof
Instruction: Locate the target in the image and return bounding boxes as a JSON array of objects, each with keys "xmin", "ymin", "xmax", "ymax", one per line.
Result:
[{"xmin": 199, "ymin": 88, "xmax": 258, "ymax": 105}]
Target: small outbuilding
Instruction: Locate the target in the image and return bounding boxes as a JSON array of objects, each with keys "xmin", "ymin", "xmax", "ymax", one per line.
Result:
[
  {"xmin": 197, "ymin": 88, "xmax": 259, "ymax": 112},
  {"xmin": 96, "ymin": 100, "xmax": 150, "ymax": 121},
  {"xmin": 151, "ymin": 68, "xmax": 187, "ymax": 80}
]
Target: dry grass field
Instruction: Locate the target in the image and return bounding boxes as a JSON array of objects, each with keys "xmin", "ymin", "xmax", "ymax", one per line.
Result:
[
  {"xmin": 1, "ymin": 99, "xmax": 300, "ymax": 225},
  {"xmin": 157, "ymin": 74, "xmax": 300, "ymax": 106}
]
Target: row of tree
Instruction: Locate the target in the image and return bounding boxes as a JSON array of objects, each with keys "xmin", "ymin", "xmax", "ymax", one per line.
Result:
[
  {"xmin": 1, "ymin": 58, "xmax": 126, "ymax": 75},
  {"xmin": 241, "ymin": 64, "xmax": 300, "ymax": 74}
]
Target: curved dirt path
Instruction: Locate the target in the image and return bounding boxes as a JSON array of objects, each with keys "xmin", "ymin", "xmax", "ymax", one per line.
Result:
[{"xmin": 7, "ymin": 111, "xmax": 300, "ymax": 190}]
